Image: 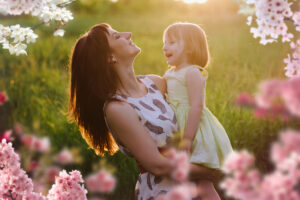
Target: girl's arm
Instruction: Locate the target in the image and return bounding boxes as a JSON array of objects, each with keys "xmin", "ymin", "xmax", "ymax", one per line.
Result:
[
  {"xmin": 184, "ymin": 67, "xmax": 206, "ymax": 152},
  {"xmin": 105, "ymin": 101, "xmax": 175, "ymax": 176}
]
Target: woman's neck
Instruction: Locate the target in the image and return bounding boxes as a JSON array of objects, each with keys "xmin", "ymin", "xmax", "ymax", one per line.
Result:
[{"xmin": 115, "ymin": 62, "xmax": 145, "ymax": 97}]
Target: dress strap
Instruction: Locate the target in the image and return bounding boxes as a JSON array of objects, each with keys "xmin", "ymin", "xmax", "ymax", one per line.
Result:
[
  {"xmin": 190, "ymin": 65, "xmax": 208, "ymax": 78},
  {"xmin": 137, "ymin": 75, "xmax": 153, "ymax": 88}
]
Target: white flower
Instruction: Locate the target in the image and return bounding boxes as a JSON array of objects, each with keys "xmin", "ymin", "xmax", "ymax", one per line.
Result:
[
  {"xmin": 40, "ymin": 8, "xmax": 53, "ymax": 23},
  {"xmin": 53, "ymin": 9, "xmax": 62, "ymax": 21},
  {"xmin": 0, "ymin": 1, "xmax": 9, "ymax": 15},
  {"xmin": 0, "ymin": 0, "xmax": 74, "ymax": 55},
  {"xmin": 26, "ymin": 32, "xmax": 38, "ymax": 43},
  {"xmin": 53, "ymin": 29, "xmax": 65, "ymax": 37},
  {"xmin": 1, "ymin": 26, "xmax": 12, "ymax": 37},
  {"xmin": 247, "ymin": 16, "xmax": 253, "ymax": 26},
  {"xmin": 245, "ymin": 0, "xmax": 293, "ymax": 45},
  {"xmin": 282, "ymin": 33, "xmax": 293, "ymax": 43},
  {"xmin": 9, "ymin": 43, "xmax": 27, "ymax": 56},
  {"xmin": 51, "ymin": 0, "xmax": 70, "ymax": 4}
]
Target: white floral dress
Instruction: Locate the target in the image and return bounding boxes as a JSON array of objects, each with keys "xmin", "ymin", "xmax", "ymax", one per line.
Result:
[{"xmin": 105, "ymin": 76, "xmax": 178, "ymax": 200}]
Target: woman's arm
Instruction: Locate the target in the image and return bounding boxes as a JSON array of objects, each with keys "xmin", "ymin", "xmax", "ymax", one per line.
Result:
[
  {"xmin": 184, "ymin": 68, "xmax": 206, "ymax": 152},
  {"xmin": 105, "ymin": 101, "xmax": 175, "ymax": 176}
]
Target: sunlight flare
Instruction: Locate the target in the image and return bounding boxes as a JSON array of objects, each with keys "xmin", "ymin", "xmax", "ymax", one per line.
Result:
[{"xmin": 183, "ymin": 0, "xmax": 207, "ymax": 4}]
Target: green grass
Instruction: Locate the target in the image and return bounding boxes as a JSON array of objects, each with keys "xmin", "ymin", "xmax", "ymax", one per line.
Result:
[{"xmin": 0, "ymin": 0, "xmax": 298, "ymax": 199}]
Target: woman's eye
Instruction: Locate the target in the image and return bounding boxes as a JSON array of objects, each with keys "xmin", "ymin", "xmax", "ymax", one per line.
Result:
[{"xmin": 114, "ymin": 34, "xmax": 120, "ymax": 39}]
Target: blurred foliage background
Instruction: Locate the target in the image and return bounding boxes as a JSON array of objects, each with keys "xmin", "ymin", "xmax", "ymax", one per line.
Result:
[{"xmin": 0, "ymin": 0, "xmax": 299, "ymax": 199}]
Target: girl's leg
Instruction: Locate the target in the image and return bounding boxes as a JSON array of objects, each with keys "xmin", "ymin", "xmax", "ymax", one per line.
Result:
[
  {"xmin": 197, "ymin": 180, "xmax": 221, "ymax": 200},
  {"xmin": 189, "ymin": 164, "xmax": 223, "ymax": 200},
  {"xmin": 189, "ymin": 163, "xmax": 224, "ymax": 182}
]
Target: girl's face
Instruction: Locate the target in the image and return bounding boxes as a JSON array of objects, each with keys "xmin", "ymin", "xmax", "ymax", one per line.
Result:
[
  {"xmin": 107, "ymin": 28, "xmax": 140, "ymax": 61},
  {"xmin": 163, "ymin": 34, "xmax": 188, "ymax": 67}
]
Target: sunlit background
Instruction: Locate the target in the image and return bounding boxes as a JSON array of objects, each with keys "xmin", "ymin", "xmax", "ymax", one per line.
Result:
[
  {"xmin": 1, "ymin": 0, "xmax": 298, "ymax": 199},
  {"xmin": 182, "ymin": 0, "xmax": 208, "ymax": 4}
]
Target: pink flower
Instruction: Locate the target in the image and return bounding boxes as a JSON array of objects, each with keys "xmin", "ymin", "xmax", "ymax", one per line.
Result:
[
  {"xmin": 256, "ymin": 79, "xmax": 284, "ymax": 109},
  {"xmin": 172, "ymin": 151, "xmax": 189, "ymax": 182},
  {"xmin": 55, "ymin": 148, "xmax": 74, "ymax": 165},
  {"xmin": 235, "ymin": 93, "xmax": 255, "ymax": 107},
  {"xmin": 271, "ymin": 130, "xmax": 300, "ymax": 163},
  {"xmin": 158, "ymin": 184, "xmax": 196, "ymax": 200},
  {"xmin": 23, "ymin": 192, "xmax": 46, "ymax": 200},
  {"xmin": 21, "ymin": 135, "xmax": 34, "ymax": 147},
  {"xmin": 27, "ymin": 161, "xmax": 39, "ymax": 172},
  {"xmin": 0, "ymin": 139, "xmax": 38, "ymax": 198},
  {"xmin": 45, "ymin": 166, "xmax": 61, "ymax": 183},
  {"xmin": 0, "ymin": 91, "xmax": 8, "ymax": 105},
  {"xmin": 32, "ymin": 137, "xmax": 50, "ymax": 152},
  {"xmin": 293, "ymin": 12, "xmax": 300, "ymax": 30},
  {"xmin": 222, "ymin": 150, "xmax": 254, "ymax": 174},
  {"xmin": 21, "ymin": 135, "xmax": 50, "ymax": 152},
  {"xmin": 245, "ymin": 0, "xmax": 294, "ymax": 45},
  {"xmin": 253, "ymin": 107, "xmax": 268, "ymax": 118},
  {"xmin": 243, "ymin": 77, "xmax": 300, "ymax": 120},
  {"xmin": 168, "ymin": 185, "xmax": 191, "ymax": 200},
  {"xmin": 221, "ymin": 130, "xmax": 300, "ymax": 200},
  {"xmin": 47, "ymin": 170, "xmax": 87, "ymax": 200},
  {"xmin": 0, "ymin": 130, "xmax": 13, "ymax": 143},
  {"xmin": 85, "ymin": 169, "xmax": 116, "ymax": 193},
  {"xmin": 165, "ymin": 148, "xmax": 189, "ymax": 182},
  {"xmin": 281, "ymin": 77, "xmax": 300, "ymax": 117}
]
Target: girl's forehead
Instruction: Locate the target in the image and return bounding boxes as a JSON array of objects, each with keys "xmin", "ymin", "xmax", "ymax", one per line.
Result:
[{"xmin": 164, "ymin": 33, "xmax": 176, "ymax": 41}]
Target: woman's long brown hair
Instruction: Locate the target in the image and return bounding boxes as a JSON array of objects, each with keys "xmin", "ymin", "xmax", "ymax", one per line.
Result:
[{"xmin": 69, "ymin": 24, "xmax": 119, "ymax": 156}]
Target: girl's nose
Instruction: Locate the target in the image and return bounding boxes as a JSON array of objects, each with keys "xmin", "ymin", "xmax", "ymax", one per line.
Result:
[{"xmin": 162, "ymin": 45, "xmax": 167, "ymax": 52}]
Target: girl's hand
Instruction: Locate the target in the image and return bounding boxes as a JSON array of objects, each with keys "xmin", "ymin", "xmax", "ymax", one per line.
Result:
[{"xmin": 180, "ymin": 138, "xmax": 193, "ymax": 155}]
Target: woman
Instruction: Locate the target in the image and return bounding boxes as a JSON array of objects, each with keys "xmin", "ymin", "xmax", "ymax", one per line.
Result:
[{"xmin": 68, "ymin": 23, "xmax": 221, "ymax": 199}]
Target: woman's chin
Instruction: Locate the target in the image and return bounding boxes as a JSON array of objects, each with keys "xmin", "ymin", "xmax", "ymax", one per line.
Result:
[{"xmin": 131, "ymin": 46, "xmax": 141, "ymax": 56}]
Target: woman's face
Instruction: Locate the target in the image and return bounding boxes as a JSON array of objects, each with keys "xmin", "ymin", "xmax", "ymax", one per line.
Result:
[{"xmin": 107, "ymin": 28, "xmax": 140, "ymax": 61}]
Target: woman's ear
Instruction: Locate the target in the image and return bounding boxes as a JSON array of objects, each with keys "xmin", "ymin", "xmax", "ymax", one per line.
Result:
[{"xmin": 108, "ymin": 55, "xmax": 117, "ymax": 64}]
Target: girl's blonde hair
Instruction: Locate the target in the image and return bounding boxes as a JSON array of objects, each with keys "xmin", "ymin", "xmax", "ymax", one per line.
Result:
[{"xmin": 164, "ymin": 22, "xmax": 210, "ymax": 68}]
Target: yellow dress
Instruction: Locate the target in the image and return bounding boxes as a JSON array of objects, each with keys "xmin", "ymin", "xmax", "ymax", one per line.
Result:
[{"xmin": 164, "ymin": 65, "xmax": 233, "ymax": 169}]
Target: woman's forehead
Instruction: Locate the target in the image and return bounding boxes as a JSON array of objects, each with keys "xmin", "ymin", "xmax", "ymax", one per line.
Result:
[{"xmin": 107, "ymin": 28, "xmax": 118, "ymax": 36}]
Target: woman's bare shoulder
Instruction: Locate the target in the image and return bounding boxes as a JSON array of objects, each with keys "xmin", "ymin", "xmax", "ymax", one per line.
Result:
[
  {"xmin": 147, "ymin": 74, "xmax": 166, "ymax": 95},
  {"xmin": 105, "ymin": 101, "xmax": 134, "ymax": 120}
]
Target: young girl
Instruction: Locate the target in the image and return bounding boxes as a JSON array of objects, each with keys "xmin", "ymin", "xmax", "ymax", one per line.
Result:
[{"xmin": 163, "ymin": 22, "xmax": 233, "ymax": 200}]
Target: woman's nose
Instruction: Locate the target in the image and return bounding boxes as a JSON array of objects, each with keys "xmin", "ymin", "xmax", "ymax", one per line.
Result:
[{"xmin": 125, "ymin": 32, "xmax": 131, "ymax": 39}]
